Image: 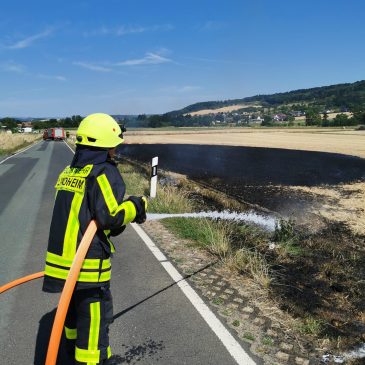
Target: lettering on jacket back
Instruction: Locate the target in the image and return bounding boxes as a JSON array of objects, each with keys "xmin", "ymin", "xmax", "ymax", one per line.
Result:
[{"xmin": 55, "ymin": 164, "xmax": 93, "ymax": 193}]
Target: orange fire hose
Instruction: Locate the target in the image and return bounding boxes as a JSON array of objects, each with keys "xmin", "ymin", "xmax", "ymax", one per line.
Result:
[
  {"xmin": 0, "ymin": 220, "xmax": 97, "ymax": 365},
  {"xmin": 0, "ymin": 271, "xmax": 45, "ymax": 294},
  {"xmin": 45, "ymin": 220, "xmax": 97, "ymax": 365}
]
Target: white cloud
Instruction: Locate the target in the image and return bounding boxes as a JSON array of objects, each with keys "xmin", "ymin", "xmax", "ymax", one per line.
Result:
[
  {"xmin": 0, "ymin": 62, "xmax": 26, "ymax": 73},
  {"xmin": 0, "ymin": 61, "xmax": 65, "ymax": 81},
  {"xmin": 116, "ymin": 52, "xmax": 172, "ymax": 66},
  {"xmin": 7, "ymin": 29, "xmax": 53, "ymax": 49},
  {"xmin": 84, "ymin": 24, "xmax": 173, "ymax": 37},
  {"xmin": 73, "ymin": 61, "xmax": 112, "ymax": 73},
  {"xmin": 116, "ymin": 25, "xmax": 147, "ymax": 36}
]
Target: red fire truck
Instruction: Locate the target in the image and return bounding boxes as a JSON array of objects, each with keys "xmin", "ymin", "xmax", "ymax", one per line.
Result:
[{"xmin": 43, "ymin": 127, "xmax": 65, "ymax": 141}]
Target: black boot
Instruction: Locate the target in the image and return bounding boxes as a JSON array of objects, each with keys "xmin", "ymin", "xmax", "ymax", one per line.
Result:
[{"xmin": 65, "ymin": 339, "xmax": 76, "ymax": 359}]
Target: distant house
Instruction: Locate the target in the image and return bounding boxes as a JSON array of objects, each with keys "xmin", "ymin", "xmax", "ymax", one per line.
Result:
[
  {"xmin": 249, "ymin": 116, "xmax": 264, "ymax": 124},
  {"xmin": 211, "ymin": 120, "xmax": 222, "ymax": 126},
  {"xmin": 273, "ymin": 114, "xmax": 287, "ymax": 122}
]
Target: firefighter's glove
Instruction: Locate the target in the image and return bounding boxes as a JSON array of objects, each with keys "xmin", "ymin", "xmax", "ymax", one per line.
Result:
[
  {"xmin": 110, "ymin": 225, "xmax": 126, "ymax": 237},
  {"xmin": 128, "ymin": 196, "xmax": 148, "ymax": 224}
]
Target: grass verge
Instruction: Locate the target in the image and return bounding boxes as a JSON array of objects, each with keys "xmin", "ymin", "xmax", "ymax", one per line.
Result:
[
  {"xmin": 118, "ymin": 159, "xmax": 273, "ymax": 288},
  {"xmin": 163, "ymin": 218, "xmax": 231, "ymax": 259}
]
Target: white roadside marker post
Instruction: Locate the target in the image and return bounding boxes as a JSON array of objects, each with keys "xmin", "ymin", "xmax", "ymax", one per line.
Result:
[{"xmin": 150, "ymin": 156, "xmax": 158, "ymax": 198}]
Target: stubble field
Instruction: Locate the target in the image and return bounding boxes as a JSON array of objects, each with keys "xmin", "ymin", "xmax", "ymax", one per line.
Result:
[{"xmin": 126, "ymin": 127, "xmax": 365, "ymax": 158}]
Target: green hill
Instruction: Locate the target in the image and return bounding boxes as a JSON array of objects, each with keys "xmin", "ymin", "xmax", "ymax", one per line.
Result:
[{"xmin": 170, "ymin": 80, "xmax": 365, "ymax": 115}]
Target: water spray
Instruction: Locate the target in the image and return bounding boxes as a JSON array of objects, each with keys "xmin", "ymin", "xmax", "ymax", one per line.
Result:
[{"xmin": 147, "ymin": 210, "xmax": 278, "ymax": 231}]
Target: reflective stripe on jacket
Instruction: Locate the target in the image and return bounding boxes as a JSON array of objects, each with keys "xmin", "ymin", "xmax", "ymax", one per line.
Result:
[{"xmin": 43, "ymin": 149, "xmax": 136, "ymax": 292}]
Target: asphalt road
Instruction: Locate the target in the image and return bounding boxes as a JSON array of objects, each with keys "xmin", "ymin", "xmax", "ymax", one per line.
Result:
[{"xmin": 0, "ymin": 141, "xmax": 254, "ymax": 365}]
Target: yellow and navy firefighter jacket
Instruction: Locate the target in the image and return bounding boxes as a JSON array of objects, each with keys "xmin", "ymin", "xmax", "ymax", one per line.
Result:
[{"xmin": 43, "ymin": 148, "xmax": 137, "ymax": 293}]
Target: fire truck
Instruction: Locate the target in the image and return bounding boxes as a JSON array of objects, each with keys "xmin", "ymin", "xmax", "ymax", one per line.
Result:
[{"xmin": 43, "ymin": 127, "xmax": 66, "ymax": 141}]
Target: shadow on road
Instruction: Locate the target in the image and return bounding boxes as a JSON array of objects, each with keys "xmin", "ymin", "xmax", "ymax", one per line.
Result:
[
  {"xmin": 113, "ymin": 260, "xmax": 217, "ymax": 321},
  {"xmin": 33, "ymin": 261, "xmax": 216, "ymax": 365},
  {"xmin": 34, "ymin": 308, "xmax": 70, "ymax": 365}
]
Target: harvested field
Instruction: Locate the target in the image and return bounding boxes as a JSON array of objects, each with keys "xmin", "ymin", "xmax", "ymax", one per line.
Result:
[{"xmin": 125, "ymin": 128, "xmax": 365, "ymax": 159}]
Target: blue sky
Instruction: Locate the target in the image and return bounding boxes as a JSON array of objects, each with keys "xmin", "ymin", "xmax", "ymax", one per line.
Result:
[{"xmin": 0, "ymin": 0, "xmax": 364, "ymax": 117}]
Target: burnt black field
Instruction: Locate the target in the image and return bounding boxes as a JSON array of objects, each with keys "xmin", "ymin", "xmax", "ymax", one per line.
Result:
[
  {"xmin": 118, "ymin": 144, "xmax": 365, "ymax": 186},
  {"xmin": 119, "ymin": 143, "xmax": 365, "ymax": 353}
]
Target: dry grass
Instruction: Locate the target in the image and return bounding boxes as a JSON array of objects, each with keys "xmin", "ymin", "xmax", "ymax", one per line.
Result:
[
  {"xmin": 199, "ymin": 219, "xmax": 231, "ymax": 259},
  {"xmin": 149, "ymin": 185, "xmax": 194, "ymax": 214},
  {"xmin": 125, "ymin": 128, "xmax": 365, "ymax": 158},
  {"xmin": 67, "ymin": 136, "xmax": 76, "ymax": 147},
  {"xmin": 226, "ymin": 247, "xmax": 272, "ymax": 289},
  {"xmin": 0, "ymin": 132, "xmax": 41, "ymax": 154},
  {"xmin": 118, "ymin": 160, "xmax": 194, "ymax": 213},
  {"xmin": 291, "ymin": 183, "xmax": 365, "ymax": 235}
]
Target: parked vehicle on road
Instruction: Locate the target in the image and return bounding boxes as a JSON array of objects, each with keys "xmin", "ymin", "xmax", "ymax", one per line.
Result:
[{"xmin": 43, "ymin": 127, "xmax": 65, "ymax": 141}]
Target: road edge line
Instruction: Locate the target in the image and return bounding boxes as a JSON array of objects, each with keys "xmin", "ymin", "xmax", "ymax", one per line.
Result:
[
  {"xmin": 63, "ymin": 140, "xmax": 75, "ymax": 153},
  {"xmin": 131, "ymin": 223, "xmax": 256, "ymax": 365},
  {"xmin": 0, "ymin": 140, "xmax": 42, "ymax": 165}
]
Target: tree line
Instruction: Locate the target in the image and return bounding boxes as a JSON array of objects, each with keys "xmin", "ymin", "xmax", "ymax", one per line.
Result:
[
  {"xmin": 0, "ymin": 116, "xmax": 83, "ymax": 131},
  {"xmin": 305, "ymin": 110, "xmax": 365, "ymax": 127},
  {"xmin": 32, "ymin": 115, "xmax": 83, "ymax": 129}
]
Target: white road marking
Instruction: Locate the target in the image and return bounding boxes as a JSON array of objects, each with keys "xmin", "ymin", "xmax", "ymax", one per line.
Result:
[
  {"xmin": 63, "ymin": 139, "xmax": 75, "ymax": 153},
  {"xmin": 64, "ymin": 141, "xmax": 256, "ymax": 365},
  {"xmin": 132, "ymin": 223, "xmax": 256, "ymax": 365},
  {"xmin": 0, "ymin": 140, "xmax": 42, "ymax": 165}
]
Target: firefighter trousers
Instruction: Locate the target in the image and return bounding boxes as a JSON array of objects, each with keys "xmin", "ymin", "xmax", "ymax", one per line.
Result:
[{"xmin": 64, "ymin": 287, "xmax": 113, "ymax": 364}]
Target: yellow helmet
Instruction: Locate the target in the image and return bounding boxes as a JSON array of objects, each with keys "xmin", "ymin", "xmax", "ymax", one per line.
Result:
[{"xmin": 76, "ymin": 113, "xmax": 124, "ymax": 148}]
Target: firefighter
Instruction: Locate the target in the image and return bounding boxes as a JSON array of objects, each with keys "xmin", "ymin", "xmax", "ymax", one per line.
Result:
[{"xmin": 42, "ymin": 113, "xmax": 147, "ymax": 364}]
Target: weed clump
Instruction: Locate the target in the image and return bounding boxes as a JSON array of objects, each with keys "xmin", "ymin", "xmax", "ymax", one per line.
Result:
[
  {"xmin": 149, "ymin": 185, "xmax": 193, "ymax": 214},
  {"xmin": 163, "ymin": 218, "xmax": 230, "ymax": 259},
  {"xmin": 226, "ymin": 247, "xmax": 272, "ymax": 289},
  {"xmin": 298, "ymin": 317, "xmax": 324, "ymax": 337},
  {"xmin": 274, "ymin": 219, "xmax": 303, "ymax": 256}
]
